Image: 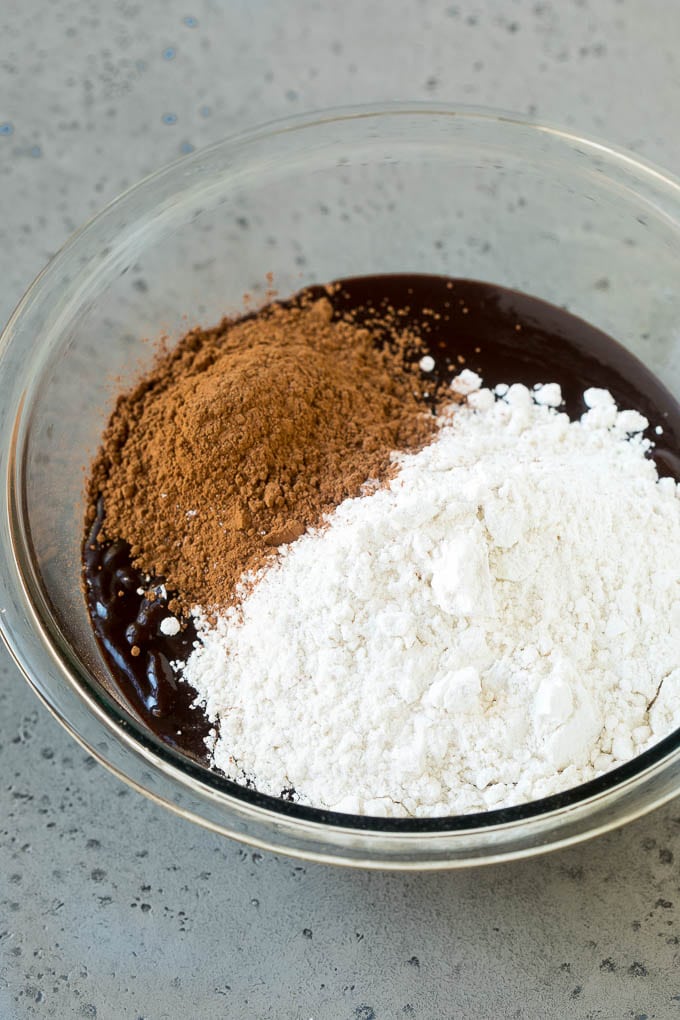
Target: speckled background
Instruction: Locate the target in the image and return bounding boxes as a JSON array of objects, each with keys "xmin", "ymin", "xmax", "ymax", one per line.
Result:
[{"xmin": 1, "ymin": 1, "xmax": 680, "ymax": 1017}]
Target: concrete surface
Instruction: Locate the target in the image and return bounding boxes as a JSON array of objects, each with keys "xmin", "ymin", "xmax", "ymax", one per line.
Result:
[{"xmin": 1, "ymin": 1, "xmax": 680, "ymax": 1017}]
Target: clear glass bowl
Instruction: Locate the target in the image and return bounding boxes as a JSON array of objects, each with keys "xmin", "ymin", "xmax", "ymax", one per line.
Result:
[{"xmin": 2, "ymin": 103, "xmax": 680, "ymax": 869}]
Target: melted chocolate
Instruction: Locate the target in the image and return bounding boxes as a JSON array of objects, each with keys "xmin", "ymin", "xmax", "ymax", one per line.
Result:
[
  {"xmin": 83, "ymin": 499, "xmax": 211, "ymax": 761},
  {"xmin": 83, "ymin": 275, "xmax": 680, "ymax": 769}
]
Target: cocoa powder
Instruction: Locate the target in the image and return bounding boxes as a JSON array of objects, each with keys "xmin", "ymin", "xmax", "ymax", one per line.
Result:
[{"xmin": 87, "ymin": 295, "xmax": 437, "ymax": 610}]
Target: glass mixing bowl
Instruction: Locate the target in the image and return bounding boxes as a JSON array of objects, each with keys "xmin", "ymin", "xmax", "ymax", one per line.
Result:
[{"xmin": 1, "ymin": 104, "xmax": 680, "ymax": 869}]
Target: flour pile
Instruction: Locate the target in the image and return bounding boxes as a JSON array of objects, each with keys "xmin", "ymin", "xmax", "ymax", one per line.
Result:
[{"xmin": 179, "ymin": 380, "xmax": 680, "ymax": 817}]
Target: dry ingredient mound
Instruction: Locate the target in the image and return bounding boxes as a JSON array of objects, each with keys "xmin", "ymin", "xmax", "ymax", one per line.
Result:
[
  {"xmin": 180, "ymin": 381, "xmax": 680, "ymax": 817},
  {"xmin": 87, "ymin": 296, "xmax": 435, "ymax": 609}
]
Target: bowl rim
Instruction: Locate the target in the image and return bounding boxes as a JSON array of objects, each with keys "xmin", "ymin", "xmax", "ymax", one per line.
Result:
[{"xmin": 2, "ymin": 100, "xmax": 680, "ymax": 868}]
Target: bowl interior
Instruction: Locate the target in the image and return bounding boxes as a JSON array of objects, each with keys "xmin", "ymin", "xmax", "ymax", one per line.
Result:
[{"xmin": 5, "ymin": 107, "xmax": 680, "ymax": 863}]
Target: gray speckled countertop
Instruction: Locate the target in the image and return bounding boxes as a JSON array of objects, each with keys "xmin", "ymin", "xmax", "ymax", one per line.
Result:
[{"xmin": 2, "ymin": 2, "xmax": 680, "ymax": 1017}]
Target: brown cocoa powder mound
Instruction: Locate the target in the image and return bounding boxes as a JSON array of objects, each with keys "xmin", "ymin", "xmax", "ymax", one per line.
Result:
[{"xmin": 87, "ymin": 296, "xmax": 437, "ymax": 610}]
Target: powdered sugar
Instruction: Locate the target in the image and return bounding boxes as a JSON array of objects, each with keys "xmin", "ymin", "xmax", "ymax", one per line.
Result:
[{"xmin": 179, "ymin": 383, "xmax": 680, "ymax": 817}]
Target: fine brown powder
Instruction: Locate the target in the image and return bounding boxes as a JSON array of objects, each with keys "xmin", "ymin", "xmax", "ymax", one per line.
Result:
[{"xmin": 87, "ymin": 295, "xmax": 438, "ymax": 610}]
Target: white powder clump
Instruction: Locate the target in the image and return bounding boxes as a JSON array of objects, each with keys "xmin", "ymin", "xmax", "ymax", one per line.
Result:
[
  {"xmin": 450, "ymin": 369, "xmax": 482, "ymax": 395},
  {"xmin": 534, "ymin": 382, "xmax": 562, "ymax": 407},
  {"xmin": 160, "ymin": 616, "xmax": 181, "ymax": 637},
  {"xmin": 584, "ymin": 387, "xmax": 616, "ymax": 409},
  {"xmin": 180, "ymin": 385, "xmax": 680, "ymax": 817}
]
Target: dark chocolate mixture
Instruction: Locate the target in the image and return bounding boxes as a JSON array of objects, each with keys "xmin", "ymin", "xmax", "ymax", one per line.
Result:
[{"xmin": 84, "ymin": 275, "xmax": 680, "ymax": 768}]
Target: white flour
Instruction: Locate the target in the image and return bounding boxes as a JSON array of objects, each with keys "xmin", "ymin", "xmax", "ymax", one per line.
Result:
[{"xmin": 179, "ymin": 382, "xmax": 680, "ymax": 817}]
